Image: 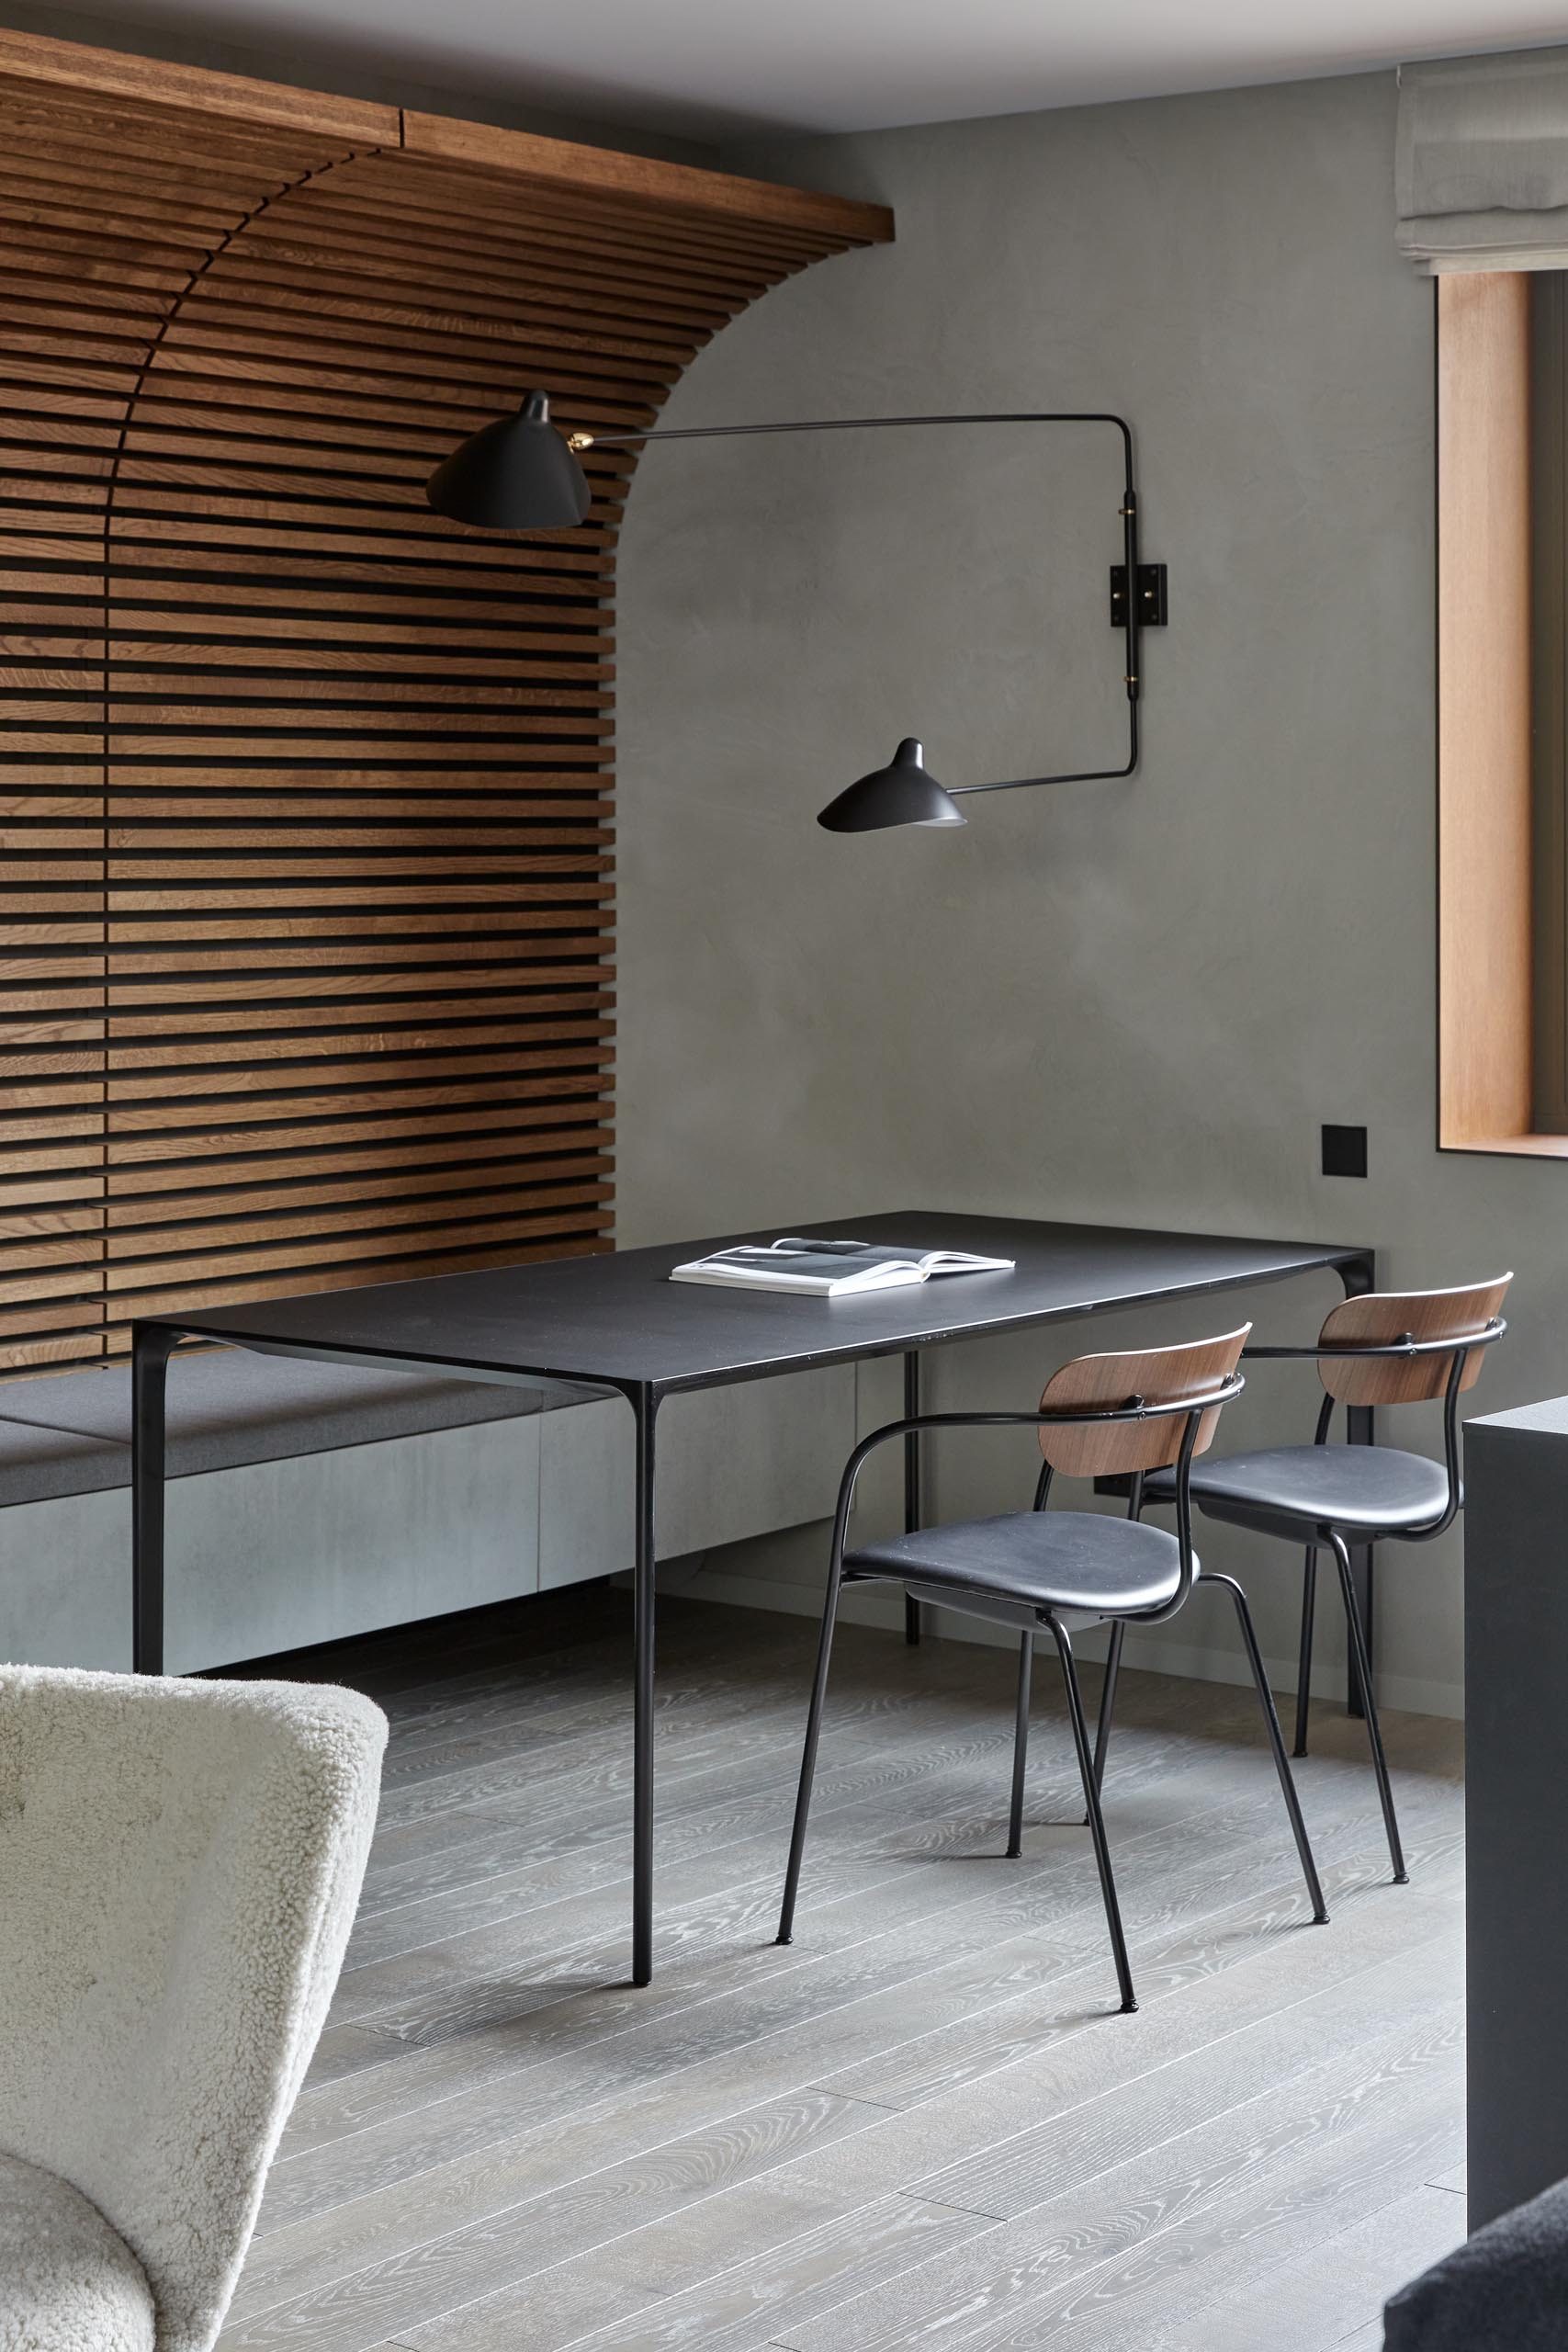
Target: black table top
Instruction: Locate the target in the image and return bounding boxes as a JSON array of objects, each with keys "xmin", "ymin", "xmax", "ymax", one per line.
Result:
[{"xmin": 141, "ymin": 1212, "xmax": 1371, "ymax": 1397}]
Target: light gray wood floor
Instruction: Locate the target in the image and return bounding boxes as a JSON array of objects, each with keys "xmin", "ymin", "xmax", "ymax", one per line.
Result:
[{"xmin": 219, "ymin": 1582, "xmax": 1466, "ymax": 2352}]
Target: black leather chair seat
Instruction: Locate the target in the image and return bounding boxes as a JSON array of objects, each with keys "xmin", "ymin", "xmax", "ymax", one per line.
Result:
[
  {"xmin": 845, "ymin": 1510, "xmax": 1183, "ymax": 1620},
  {"xmin": 1145, "ymin": 1443, "xmax": 1452, "ymax": 1539}
]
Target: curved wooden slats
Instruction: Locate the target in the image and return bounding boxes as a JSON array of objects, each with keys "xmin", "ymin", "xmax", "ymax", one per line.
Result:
[{"xmin": 0, "ymin": 32, "xmax": 890, "ymax": 1367}]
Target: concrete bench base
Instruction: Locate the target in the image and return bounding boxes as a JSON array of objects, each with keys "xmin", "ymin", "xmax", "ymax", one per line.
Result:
[{"xmin": 0, "ymin": 1353, "xmax": 856, "ymax": 1674}]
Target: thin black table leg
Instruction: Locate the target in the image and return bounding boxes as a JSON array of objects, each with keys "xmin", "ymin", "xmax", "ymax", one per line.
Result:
[
  {"xmin": 631, "ymin": 1384, "xmax": 659, "ymax": 1987},
  {"xmin": 131, "ymin": 1326, "xmax": 177, "ymax": 1676},
  {"xmin": 1338, "ymin": 1251, "xmax": 1377, "ymax": 1720},
  {"xmin": 903, "ymin": 1351, "xmax": 921, "ymax": 1645}
]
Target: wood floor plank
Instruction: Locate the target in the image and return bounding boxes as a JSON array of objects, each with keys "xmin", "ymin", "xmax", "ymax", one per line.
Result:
[
  {"xmin": 778, "ymin": 2016, "xmax": 1462, "ymax": 2352},
  {"xmin": 910, "ymin": 1923, "xmax": 1462, "ymax": 2218},
  {"xmin": 297, "ymin": 1693, "xmax": 1325, "ymax": 2117},
  {"xmin": 266, "ymin": 1792, "xmax": 1462, "ymax": 2273},
  {"xmin": 809, "ymin": 1812, "xmax": 1461, "ymax": 2112},
  {"xmin": 273, "ymin": 1768, "xmax": 1420, "ymax": 2224},
  {"xmin": 366, "ymin": 1614, "xmax": 979, "ymax": 1810},
  {"xmin": 593, "ymin": 2191, "xmax": 1008, "ymax": 2352},
  {"xmin": 788, "ymin": 1890, "xmax": 1460, "ymax": 2216},
  {"xmin": 341, "ymin": 1642, "xmax": 1139, "ymax": 1974},
  {"xmin": 1137, "ymin": 2180, "xmax": 1461, "ymax": 2351},
  {"xmin": 988, "ymin": 2086, "xmax": 1460, "ymax": 2352},
  {"xmin": 337, "ymin": 1666, "xmax": 1449, "ymax": 2058},
  {"xmin": 258, "ymin": 1791, "xmax": 1291, "ymax": 2241},
  {"xmin": 419, "ymin": 2190, "xmax": 1001, "ymax": 2352},
  {"xmin": 248, "ymin": 1815, "xmax": 1459, "ymax": 2318},
  {"xmin": 209, "ymin": 1589, "xmax": 1462, "ymax": 2352},
  {"xmin": 331, "ymin": 1705, "xmax": 1261, "ymax": 2028},
  {"xmin": 355, "ymin": 1905, "xmax": 1460, "ymax": 2352},
  {"xmin": 412, "ymin": 2173, "xmax": 877, "ymax": 2352},
  {"xmin": 220, "ymin": 2087, "xmax": 897, "ymax": 2352}
]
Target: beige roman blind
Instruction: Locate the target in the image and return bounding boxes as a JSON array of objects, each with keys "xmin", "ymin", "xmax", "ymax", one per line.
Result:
[{"xmin": 1398, "ymin": 48, "xmax": 1568, "ymax": 271}]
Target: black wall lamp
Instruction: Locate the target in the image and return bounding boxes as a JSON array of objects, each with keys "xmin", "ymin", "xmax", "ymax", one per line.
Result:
[{"xmin": 426, "ymin": 390, "xmax": 1168, "ymax": 833}]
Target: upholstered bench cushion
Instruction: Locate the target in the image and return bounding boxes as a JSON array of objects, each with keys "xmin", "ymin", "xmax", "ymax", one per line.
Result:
[
  {"xmin": 0, "ymin": 1424, "xmax": 132, "ymax": 1512},
  {"xmin": 0, "ymin": 2152, "xmax": 154, "ymax": 2352},
  {"xmin": 0, "ymin": 1351, "xmax": 548, "ymax": 1507}
]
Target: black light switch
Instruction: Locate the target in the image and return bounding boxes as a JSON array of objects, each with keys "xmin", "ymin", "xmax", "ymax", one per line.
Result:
[{"xmin": 1322, "ymin": 1124, "xmax": 1368, "ymax": 1179}]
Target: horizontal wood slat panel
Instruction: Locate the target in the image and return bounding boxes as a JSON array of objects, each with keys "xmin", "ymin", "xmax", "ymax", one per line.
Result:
[
  {"xmin": 107, "ymin": 1142, "xmax": 610, "ymax": 1209},
  {"xmin": 0, "ymin": 36, "xmax": 887, "ymax": 1366},
  {"xmin": 104, "ymin": 1069, "xmax": 607, "ymax": 1136}
]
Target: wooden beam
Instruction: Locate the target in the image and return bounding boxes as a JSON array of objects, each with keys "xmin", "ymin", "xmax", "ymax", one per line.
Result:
[
  {"xmin": 0, "ymin": 27, "xmax": 891, "ymax": 252},
  {"xmin": 400, "ymin": 111, "xmax": 895, "ymax": 245},
  {"xmin": 0, "ymin": 26, "xmax": 397, "ymax": 144}
]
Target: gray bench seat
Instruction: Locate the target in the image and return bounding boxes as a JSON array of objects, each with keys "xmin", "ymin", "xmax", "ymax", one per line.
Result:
[
  {"xmin": 0, "ymin": 1353, "xmax": 547, "ymax": 1503},
  {"xmin": 0, "ymin": 1420, "xmax": 134, "ymax": 1510}
]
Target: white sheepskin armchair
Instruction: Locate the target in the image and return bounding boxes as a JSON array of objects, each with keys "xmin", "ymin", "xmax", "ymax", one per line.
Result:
[{"xmin": 0, "ymin": 1663, "xmax": 388, "ymax": 2352}]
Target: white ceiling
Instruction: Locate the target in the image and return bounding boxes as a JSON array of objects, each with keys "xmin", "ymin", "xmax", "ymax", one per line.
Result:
[{"xmin": 69, "ymin": 0, "xmax": 1568, "ymax": 140}]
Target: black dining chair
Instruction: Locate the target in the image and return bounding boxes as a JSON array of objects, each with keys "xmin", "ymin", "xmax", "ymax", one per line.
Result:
[
  {"xmin": 1123, "ymin": 1277, "xmax": 1511, "ymax": 1886},
  {"xmin": 775, "ymin": 1325, "xmax": 1329, "ymax": 2015}
]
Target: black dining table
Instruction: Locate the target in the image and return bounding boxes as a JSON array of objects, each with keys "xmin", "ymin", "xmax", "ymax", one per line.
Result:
[{"xmin": 131, "ymin": 1209, "xmax": 1374, "ymax": 1984}]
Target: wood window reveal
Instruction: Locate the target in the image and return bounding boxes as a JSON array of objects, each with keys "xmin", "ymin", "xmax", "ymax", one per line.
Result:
[
  {"xmin": 1433, "ymin": 267, "xmax": 1568, "ymax": 1154},
  {"xmin": 1532, "ymin": 271, "xmax": 1568, "ymax": 1130},
  {"xmin": 0, "ymin": 30, "xmax": 892, "ymax": 1369},
  {"xmin": 1437, "ymin": 272, "xmax": 1534, "ymax": 1152}
]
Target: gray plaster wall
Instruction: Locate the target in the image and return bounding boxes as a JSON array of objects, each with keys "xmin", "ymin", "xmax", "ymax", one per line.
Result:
[{"xmin": 615, "ymin": 68, "xmax": 1558, "ymax": 1720}]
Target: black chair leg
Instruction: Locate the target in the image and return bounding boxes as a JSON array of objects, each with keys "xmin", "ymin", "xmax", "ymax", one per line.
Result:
[
  {"xmin": 1328, "ymin": 1531, "xmax": 1407, "ymax": 1884},
  {"xmin": 1007, "ymin": 1631, "xmax": 1032, "ymax": 1858},
  {"xmin": 1201, "ymin": 1573, "xmax": 1328, "ymax": 1923},
  {"xmin": 1048, "ymin": 1614, "xmax": 1137, "ymax": 2014},
  {"xmin": 1294, "ymin": 1545, "xmax": 1316, "ymax": 1758},
  {"xmin": 1092, "ymin": 1619, "xmax": 1124, "ymax": 1794},
  {"xmin": 776, "ymin": 1562, "xmax": 847, "ymax": 1943}
]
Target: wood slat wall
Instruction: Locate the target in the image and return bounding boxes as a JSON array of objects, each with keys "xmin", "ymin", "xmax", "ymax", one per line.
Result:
[{"xmin": 0, "ymin": 33, "xmax": 891, "ymax": 1367}]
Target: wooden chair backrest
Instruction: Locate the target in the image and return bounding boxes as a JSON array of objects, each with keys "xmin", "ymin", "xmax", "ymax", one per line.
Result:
[
  {"xmin": 1037, "ymin": 1326, "xmax": 1250, "ymax": 1479},
  {"xmin": 1316, "ymin": 1276, "xmax": 1512, "ymax": 1406}
]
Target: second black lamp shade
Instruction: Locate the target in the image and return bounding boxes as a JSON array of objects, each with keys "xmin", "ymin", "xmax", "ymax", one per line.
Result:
[{"xmin": 818, "ymin": 740, "xmax": 964, "ymax": 831}]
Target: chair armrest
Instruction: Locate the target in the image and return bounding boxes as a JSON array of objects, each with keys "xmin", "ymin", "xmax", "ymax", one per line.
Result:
[
  {"xmin": 1245, "ymin": 1321, "xmax": 1506, "ymax": 1363},
  {"xmin": 1241, "ymin": 1341, "xmax": 1337, "ymax": 1361},
  {"xmin": 829, "ymin": 1379, "xmax": 1245, "ymax": 1540},
  {"xmin": 851, "ymin": 1374, "xmax": 1247, "ymax": 1461}
]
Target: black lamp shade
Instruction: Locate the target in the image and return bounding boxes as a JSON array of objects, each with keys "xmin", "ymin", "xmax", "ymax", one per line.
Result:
[
  {"xmin": 426, "ymin": 390, "xmax": 592, "ymax": 530},
  {"xmin": 817, "ymin": 738, "xmax": 965, "ymax": 832}
]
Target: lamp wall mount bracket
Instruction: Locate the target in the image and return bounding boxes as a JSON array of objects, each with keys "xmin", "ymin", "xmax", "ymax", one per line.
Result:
[{"xmin": 1110, "ymin": 563, "xmax": 1168, "ymax": 629}]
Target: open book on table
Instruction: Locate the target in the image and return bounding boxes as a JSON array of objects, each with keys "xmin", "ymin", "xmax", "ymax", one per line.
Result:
[{"xmin": 668, "ymin": 1237, "xmax": 1016, "ymax": 1297}]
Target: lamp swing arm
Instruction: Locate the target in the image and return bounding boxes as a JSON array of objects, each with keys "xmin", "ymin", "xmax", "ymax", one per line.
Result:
[
  {"xmin": 425, "ymin": 391, "xmax": 1162, "ymax": 826},
  {"xmin": 570, "ymin": 409, "xmax": 1144, "ymax": 799}
]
